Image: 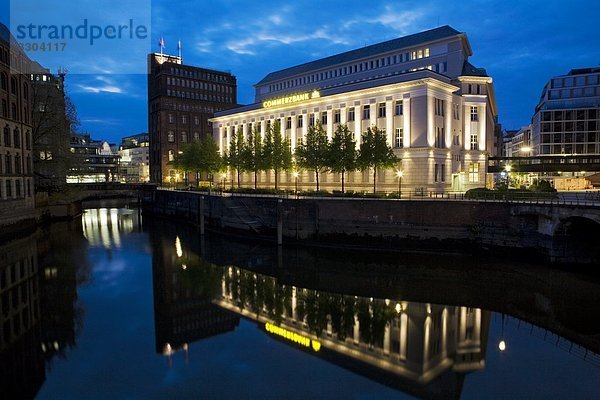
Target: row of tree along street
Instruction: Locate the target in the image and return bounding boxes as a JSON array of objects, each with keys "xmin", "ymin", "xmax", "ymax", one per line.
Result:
[{"xmin": 172, "ymin": 121, "xmax": 398, "ymax": 193}]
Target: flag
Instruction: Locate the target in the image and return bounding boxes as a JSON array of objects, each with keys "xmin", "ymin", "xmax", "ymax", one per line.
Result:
[
  {"xmin": 177, "ymin": 40, "xmax": 181, "ymax": 50},
  {"xmin": 159, "ymin": 37, "xmax": 165, "ymax": 49}
]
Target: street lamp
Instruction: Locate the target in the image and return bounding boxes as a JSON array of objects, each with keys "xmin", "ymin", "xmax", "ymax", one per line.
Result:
[
  {"xmin": 292, "ymin": 171, "xmax": 299, "ymax": 197},
  {"xmin": 396, "ymin": 170, "xmax": 404, "ymax": 199}
]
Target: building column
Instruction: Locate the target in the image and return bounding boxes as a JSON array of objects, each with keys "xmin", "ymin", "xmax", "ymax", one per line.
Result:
[
  {"xmin": 353, "ymin": 314, "xmax": 360, "ymax": 345},
  {"xmin": 479, "ymin": 103, "xmax": 487, "ymax": 152},
  {"xmin": 383, "ymin": 323, "xmax": 390, "ymax": 355},
  {"xmin": 427, "ymin": 93, "xmax": 435, "ymax": 147},
  {"xmin": 369, "ymin": 102, "xmax": 376, "ymax": 129},
  {"xmin": 291, "ymin": 116, "xmax": 297, "ymax": 151},
  {"xmin": 327, "ymin": 109, "xmax": 333, "ymax": 141},
  {"xmin": 218, "ymin": 126, "xmax": 224, "ymax": 154},
  {"xmin": 226, "ymin": 126, "xmax": 232, "ymax": 152},
  {"xmin": 354, "ymin": 110, "xmax": 361, "ymax": 149},
  {"xmin": 386, "ymin": 100, "xmax": 394, "ymax": 146},
  {"xmin": 399, "ymin": 312, "xmax": 408, "ymax": 360},
  {"xmin": 464, "ymin": 104, "xmax": 471, "ymax": 151},
  {"xmin": 445, "ymin": 98, "xmax": 453, "ymax": 149},
  {"xmin": 303, "ymin": 113, "xmax": 308, "ymax": 143},
  {"xmin": 403, "ymin": 96, "xmax": 411, "ymax": 148}
]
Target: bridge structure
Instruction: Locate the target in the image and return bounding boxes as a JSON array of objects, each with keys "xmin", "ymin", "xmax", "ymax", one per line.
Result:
[
  {"xmin": 64, "ymin": 183, "xmax": 158, "ymax": 202},
  {"xmin": 488, "ymin": 155, "xmax": 600, "ymax": 173}
]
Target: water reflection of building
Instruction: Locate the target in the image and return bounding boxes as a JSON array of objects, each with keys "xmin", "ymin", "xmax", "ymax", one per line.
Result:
[
  {"xmin": 151, "ymin": 233, "xmax": 239, "ymax": 365},
  {"xmin": 0, "ymin": 235, "xmax": 45, "ymax": 399},
  {"xmin": 215, "ymin": 266, "xmax": 490, "ymax": 398},
  {"xmin": 37, "ymin": 219, "xmax": 89, "ymax": 364},
  {"xmin": 82, "ymin": 208, "xmax": 140, "ymax": 249}
]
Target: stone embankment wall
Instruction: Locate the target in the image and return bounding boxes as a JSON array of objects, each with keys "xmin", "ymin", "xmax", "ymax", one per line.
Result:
[{"xmin": 143, "ymin": 190, "xmax": 553, "ymax": 259}]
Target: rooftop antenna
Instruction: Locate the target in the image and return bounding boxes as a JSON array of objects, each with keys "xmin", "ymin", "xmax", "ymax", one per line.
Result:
[
  {"xmin": 58, "ymin": 67, "xmax": 67, "ymax": 83},
  {"xmin": 159, "ymin": 36, "xmax": 165, "ymax": 57}
]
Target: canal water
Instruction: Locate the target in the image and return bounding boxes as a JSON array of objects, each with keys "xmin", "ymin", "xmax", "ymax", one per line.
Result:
[{"xmin": 1, "ymin": 206, "xmax": 599, "ymax": 399}]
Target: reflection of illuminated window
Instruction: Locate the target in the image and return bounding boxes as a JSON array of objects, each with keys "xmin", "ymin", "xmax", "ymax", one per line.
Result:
[{"xmin": 44, "ymin": 267, "xmax": 58, "ymax": 279}]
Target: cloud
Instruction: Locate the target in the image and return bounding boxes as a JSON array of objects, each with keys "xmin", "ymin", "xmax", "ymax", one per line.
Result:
[
  {"xmin": 75, "ymin": 75, "xmax": 124, "ymax": 94},
  {"xmin": 77, "ymin": 84, "xmax": 123, "ymax": 94}
]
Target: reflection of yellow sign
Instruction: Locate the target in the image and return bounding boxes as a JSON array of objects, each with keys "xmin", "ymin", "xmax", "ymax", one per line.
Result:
[
  {"xmin": 264, "ymin": 322, "xmax": 321, "ymax": 352},
  {"xmin": 262, "ymin": 90, "xmax": 320, "ymax": 108}
]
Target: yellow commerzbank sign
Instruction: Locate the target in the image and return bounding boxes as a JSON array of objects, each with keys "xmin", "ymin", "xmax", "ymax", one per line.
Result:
[
  {"xmin": 262, "ymin": 90, "xmax": 320, "ymax": 108},
  {"xmin": 265, "ymin": 322, "xmax": 322, "ymax": 352}
]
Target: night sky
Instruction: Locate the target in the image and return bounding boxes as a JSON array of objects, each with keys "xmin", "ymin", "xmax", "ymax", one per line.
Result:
[{"xmin": 1, "ymin": 0, "xmax": 599, "ymax": 144}]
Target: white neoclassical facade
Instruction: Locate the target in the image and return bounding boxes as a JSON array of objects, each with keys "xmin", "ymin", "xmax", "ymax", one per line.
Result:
[{"xmin": 212, "ymin": 26, "xmax": 497, "ymax": 193}]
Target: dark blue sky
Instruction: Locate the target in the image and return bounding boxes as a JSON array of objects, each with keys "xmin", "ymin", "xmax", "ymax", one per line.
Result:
[{"xmin": 2, "ymin": 0, "xmax": 600, "ymax": 143}]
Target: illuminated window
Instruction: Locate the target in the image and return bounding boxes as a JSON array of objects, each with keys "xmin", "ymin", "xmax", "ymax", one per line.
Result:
[
  {"xmin": 168, "ymin": 150, "xmax": 174, "ymax": 162},
  {"xmin": 470, "ymin": 106, "xmax": 478, "ymax": 122},
  {"xmin": 395, "ymin": 128, "xmax": 403, "ymax": 148},
  {"xmin": 424, "ymin": 48, "xmax": 430, "ymax": 57},
  {"xmin": 470, "ymin": 132, "xmax": 478, "ymax": 150},
  {"xmin": 468, "ymin": 162, "xmax": 479, "ymax": 183},
  {"xmin": 418, "ymin": 49, "xmax": 423, "ymax": 59}
]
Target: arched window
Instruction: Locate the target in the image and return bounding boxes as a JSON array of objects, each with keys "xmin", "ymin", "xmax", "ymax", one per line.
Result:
[
  {"xmin": 3, "ymin": 126, "xmax": 10, "ymax": 146},
  {"xmin": 10, "ymin": 77, "xmax": 17, "ymax": 95},
  {"xmin": 0, "ymin": 72, "xmax": 7, "ymax": 91},
  {"xmin": 13, "ymin": 128, "xmax": 20, "ymax": 148}
]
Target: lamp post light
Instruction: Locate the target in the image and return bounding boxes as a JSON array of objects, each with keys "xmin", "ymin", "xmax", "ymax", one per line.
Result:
[
  {"xmin": 396, "ymin": 170, "xmax": 404, "ymax": 199},
  {"xmin": 292, "ymin": 171, "xmax": 299, "ymax": 198}
]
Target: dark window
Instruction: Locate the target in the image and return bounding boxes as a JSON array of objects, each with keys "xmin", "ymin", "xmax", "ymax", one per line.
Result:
[
  {"xmin": 395, "ymin": 101, "xmax": 403, "ymax": 116},
  {"xmin": 5, "ymin": 180, "xmax": 11, "ymax": 197},
  {"xmin": 378, "ymin": 103, "xmax": 386, "ymax": 118},
  {"xmin": 10, "ymin": 77, "xmax": 17, "ymax": 94},
  {"xmin": 0, "ymin": 72, "xmax": 7, "ymax": 91},
  {"xmin": 321, "ymin": 112, "xmax": 327, "ymax": 125},
  {"xmin": 334, "ymin": 110, "xmax": 340, "ymax": 124},
  {"xmin": 3, "ymin": 127, "xmax": 10, "ymax": 146},
  {"xmin": 363, "ymin": 105, "xmax": 370, "ymax": 120},
  {"xmin": 348, "ymin": 107, "xmax": 355, "ymax": 122},
  {"xmin": 13, "ymin": 129, "xmax": 20, "ymax": 148}
]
